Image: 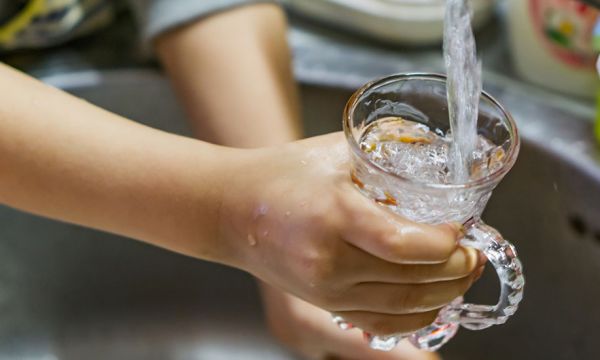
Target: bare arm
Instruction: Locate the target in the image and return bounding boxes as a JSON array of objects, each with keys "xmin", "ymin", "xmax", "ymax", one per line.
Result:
[
  {"xmin": 0, "ymin": 62, "xmax": 239, "ymax": 264},
  {"xmin": 155, "ymin": 3, "xmax": 301, "ymax": 147}
]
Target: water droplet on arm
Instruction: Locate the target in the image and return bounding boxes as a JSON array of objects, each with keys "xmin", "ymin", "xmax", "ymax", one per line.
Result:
[
  {"xmin": 247, "ymin": 234, "xmax": 257, "ymax": 246},
  {"xmin": 254, "ymin": 204, "xmax": 269, "ymax": 220}
]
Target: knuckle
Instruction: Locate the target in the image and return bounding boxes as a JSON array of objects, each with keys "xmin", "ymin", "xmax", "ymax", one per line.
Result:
[
  {"xmin": 387, "ymin": 241, "xmax": 410, "ymax": 263},
  {"xmin": 353, "ymin": 220, "xmax": 397, "ymax": 257},
  {"xmin": 313, "ymin": 284, "xmax": 349, "ymax": 311},
  {"xmin": 336, "ymin": 191, "xmax": 376, "ymax": 224},
  {"xmin": 335, "ymin": 185, "xmax": 357, "ymax": 210},
  {"xmin": 307, "ymin": 209, "xmax": 331, "ymax": 228},
  {"xmin": 368, "ymin": 227, "xmax": 393, "ymax": 249},
  {"xmin": 302, "ymin": 251, "xmax": 345, "ymax": 299},
  {"xmin": 305, "ymin": 254, "xmax": 334, "ymax": 286}
]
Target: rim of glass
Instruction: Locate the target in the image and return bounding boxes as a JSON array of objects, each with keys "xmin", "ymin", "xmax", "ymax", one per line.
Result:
[{"xmin": 343, "ymin": 73, "xmax": 520, "ymax": 190}]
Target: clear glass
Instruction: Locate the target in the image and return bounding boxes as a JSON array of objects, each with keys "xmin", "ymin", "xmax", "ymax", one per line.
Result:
[{"xmin": 338, "ymin": 73, "xmax": 525, "ymax": 351}]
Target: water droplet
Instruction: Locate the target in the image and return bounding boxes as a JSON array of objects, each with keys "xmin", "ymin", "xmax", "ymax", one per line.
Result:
[
  {"xmin": 247, "ymin": 234, "xmax": 257, "ymax": 246},
  {"xmin": 262, "ymin": 230, "xmax": 269, "ymax": 238},
  {"xmin": 300, "ymin": 160, "xmax": 308, "ymax": 166},
  {"xmin": 285, "ymin": 211, "xmax": 292, "ymax": 217},
  {"xmin": 254, "ymin": 204, "xmax": 269, "ymax": 219}
]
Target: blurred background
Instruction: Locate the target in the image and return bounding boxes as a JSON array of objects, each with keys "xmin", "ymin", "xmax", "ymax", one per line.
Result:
[{"xmin": 0, "ymin": 1, "xmax": 599, "ymax": 359}]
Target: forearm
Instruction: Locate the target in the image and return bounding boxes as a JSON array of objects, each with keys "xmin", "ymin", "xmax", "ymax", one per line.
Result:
[
  {"xmin": 153, "ymin": 3, "xmax": 304, "ymax": 308},
  {"xmin": 155, "ymin": 3, "xmax": 302, "ymax": 147},
  {"xmin": 154, "ymin": 2, "xmax": 305, "ymax": 317},
  {"xmin": 0, "ymin": 63, "xmax": 240, "ymax": 265}
]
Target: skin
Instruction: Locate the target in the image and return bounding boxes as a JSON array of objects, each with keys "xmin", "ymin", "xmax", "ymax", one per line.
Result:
[
  {"xmin": 0, "ymin": 3, "xmax": 486, "ymax": 360},
  {"xmin": 154, "ymin": 3, "xmax": 301, "ymax": 146},
  {"xmin": 0, "ymin": 59, "xmax": 484, "ymax": 356},
  {"xmin": 154, "ymin": 4, "xmax": 483, "ymax": 359}
]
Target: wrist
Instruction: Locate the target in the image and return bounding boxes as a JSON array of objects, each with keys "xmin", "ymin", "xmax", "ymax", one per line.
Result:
[
  {"xmin": 183, "ymin": 142, "xmax": 245, "ymax": 266},
  {"xmin": 135, "ymin": 137, "xmax": 246, "ymax": 268},
  {"xmin": 210, "ymin": 147, "xmax": 265, "ymax": 271}
]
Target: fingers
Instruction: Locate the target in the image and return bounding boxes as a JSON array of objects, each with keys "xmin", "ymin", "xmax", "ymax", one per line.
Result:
[
  {"xmin": 339, "ymin": 244, "xmax": 481, "ymax": 284},
  {"xmin": 337, "ymin": 183, "xmax": 461, "ymax": 264},
  {"xmin": 334, "ymin": 309, "xmax": 441, "ymax": 336},
  {"xmin": 323, "ymin": 333, "xmax": 439, "ymax": 360},
  {"xmin": 277, "ymin": 293, "xmax": 438, "ymax": 360},
  {"xmin": 331, "ymin": 274, "xmax": 475, "ymax": 314}
]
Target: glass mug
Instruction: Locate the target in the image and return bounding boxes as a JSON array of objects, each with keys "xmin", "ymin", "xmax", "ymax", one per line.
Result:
[{"xmin": 336, "ymin": 73, "xmax": 525, "ymax": 351}]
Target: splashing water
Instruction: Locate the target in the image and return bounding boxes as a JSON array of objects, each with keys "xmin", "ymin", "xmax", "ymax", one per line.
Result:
[
  {"xmin": 444, "ymin": 0, "xmax": 482, "ymax": 184},
  {"xmin": 356, "ymin": 117, "xmax": 505, "ymax": 223},
  {"xmin": 359, "ymin": 118, "xmax": 503, "ymax": 186}
]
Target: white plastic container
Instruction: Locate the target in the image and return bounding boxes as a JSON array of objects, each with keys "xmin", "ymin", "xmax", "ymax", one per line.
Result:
[
  {"xmin": 507, "ymin": 0, "xmax": 600, "ymax": 98},
  {"xmin": 283, "ymin": 0, "xmax": 496, "ymax": 45}
]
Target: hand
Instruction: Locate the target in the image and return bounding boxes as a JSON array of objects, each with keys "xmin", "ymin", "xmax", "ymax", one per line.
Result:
[
  {"xmin": 261, "ymin": 284, "xmax": 441, "ymax": 360},
  {"xmin": 220, "ymin": 132, "xmax": 484, "ymax": 336}
]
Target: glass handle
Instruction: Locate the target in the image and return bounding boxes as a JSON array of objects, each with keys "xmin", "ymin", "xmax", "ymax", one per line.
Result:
[
  {"xmin": 366, "ymin": 219, "xmax": 524, "ymax": 351},
  {"xmin": 336, "ymin": 219, "xmax": 525, "ymax": 352},
  {"xmin": 449, "ymin": 218, "xmax": 525, "ymax": 330}
]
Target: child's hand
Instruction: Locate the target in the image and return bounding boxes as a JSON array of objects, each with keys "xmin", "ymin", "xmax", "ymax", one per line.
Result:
[
  {"xmin": 220, "ymin": 133, "xmax": 483, "ymax": 336},
  {"xmin": 261, "ymin": 284, "xmax": 440, "ymax": 360},
  {"xmin": 0, "ymin": 61, "xmax": 482, "ymax": 340}
]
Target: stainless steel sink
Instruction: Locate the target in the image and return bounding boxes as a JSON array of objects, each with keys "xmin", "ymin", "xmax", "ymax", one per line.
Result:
[{"xmin": 1, "ymin": 68, "xmax": 600, "ymax": 360}]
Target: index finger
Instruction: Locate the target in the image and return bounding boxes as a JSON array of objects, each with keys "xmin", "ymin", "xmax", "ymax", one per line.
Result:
[{"xmin": 338, "ymin": 184, "xmax": 461, "ymax": 264}]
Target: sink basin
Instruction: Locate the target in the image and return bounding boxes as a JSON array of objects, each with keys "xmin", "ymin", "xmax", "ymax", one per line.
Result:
[{"xmin": 1, "ymin": 69, "xmax": 599, "ymax": 359}]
